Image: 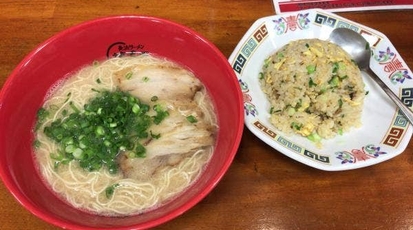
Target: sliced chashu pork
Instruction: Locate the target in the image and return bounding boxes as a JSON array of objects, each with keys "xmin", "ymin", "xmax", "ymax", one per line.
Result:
[
  {"xmin": 113, "ymin": 63, "xmax": 202, "ymax": 104},
  {"xmin": 114, "ymin": 60, "xmax": 216, "ymax": 180}
]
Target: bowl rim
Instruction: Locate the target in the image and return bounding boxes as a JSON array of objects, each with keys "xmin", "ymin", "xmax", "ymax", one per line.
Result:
[{"xmin": 0, "ymin": 14, "xmax": 244, "ymax": 229}]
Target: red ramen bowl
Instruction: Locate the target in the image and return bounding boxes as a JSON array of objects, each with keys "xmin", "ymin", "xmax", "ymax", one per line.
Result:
[{"xmin": 0, "ymin": 16, "xmax": 243, "ymax": 229}]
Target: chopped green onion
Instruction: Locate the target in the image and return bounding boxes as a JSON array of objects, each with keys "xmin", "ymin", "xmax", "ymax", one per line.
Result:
[
  {"xmin": 150, "ymin": 131, "xmax": 161, "ymax": 139},
  {"xmin": 332, "ymin": 62, "xmax": 339, "ymax": 73},
  {"xmin": 338, "ymin": 99, "xmax": 343, "ymax": 108},
  {"xmin": 135, "ymin": 143, "xmax": 146, "ymax": 158},
  {"xmin": 95, "ymin": 126, "xmax": 105, "ymax": 136},
  {"xmin": 295, "ymin": 99, "xmax": 302, "ymax": 109},
  {"xmin": 339, "ymin": 75, "xmax": 348, "ymax": 80},
  {"xmin": 259, "ymin": 72, "xmax": 264, "ymax": 80},
  {"xmin": 33, "ymin": 140, "xmax": 41, "ymax": 148},
  {"xmin": 338, "ymin": 62, "xmax": 346, "ymax": 70},
  {"xmin": 306, "ymin": 65, "xmax": 316, "ymax": 74},
  {"xmin": 35, "ymin": 108, "xmax": 50, "ymax": 130},
  {"xmin": 328, "ymin": 76, "xmax": 339, "ymax": 87},
  {"xmin": 277, "ymin": 52, "xmax": 284, "ymax": 59},
  {"xmin": 151, "ymin": 96, "xmax": 159, "ymax": 102},
  {"xmin": 152, "ymin": 104, "xmax": 169, "ymax": 125},
  {"xmin": 307, "ymin": 132, "xmax": 322, "ymax": 142},
  {"xmin": 64, "ymin": 92, "xmax": 72, "ymax": 103},
  {"xmin": 263, "ymin": 57, "xmax": 272, "ymax": 68},
  {"xmin": 37, "ymin": 108, "xmax": 49, "ymax": 120},
  {"xmin": 309, "ymin": 78, "xmax": 317, "ymax": 87},
  {"xmin": 142, "ymin": 76, "xmax": 150, "ymax": 82},
  {"xmin": 125, "ymin": 72, "xmax": 133, "ymax": 79},
  {"xmin": 72, "ymin": 148, "xmax": 83, "ymax": 159},
  {"xmin": 287, "ymin": 107, "xmax": 296, "ymax": 116},
  {"xmin": 40, "ymin": 90, "xmax": 163, "ymax": 174},
  {"xmin": 132, "ymin": 104, "xmax": 140, "ymax": 114},
  {"xmin": 186, "ymin": 115, "xmax": 198, "ymax": 123},
  {"xmin": 291, "ymin": 122, "xmax": 302, "ymax": 131},
  {"xmin": 69, "ymin": 101, "xmax": 80, "ymax": 113},
  {"xmin": 319, "ymin": 86, "xmax": 327, "ymax": 94},
  {"xmin": 105, "ymin": 183, "xmax": 120, "ymax": 199},
  {"xmin": 338, "ymin": 128, "xmax": 343, "ymax": 135}
]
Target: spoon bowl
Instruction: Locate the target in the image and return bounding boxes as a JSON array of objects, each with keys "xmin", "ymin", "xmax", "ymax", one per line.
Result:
[{"xmin": 329, "ymin": 28, "xmax": 413, "ymax": 124}]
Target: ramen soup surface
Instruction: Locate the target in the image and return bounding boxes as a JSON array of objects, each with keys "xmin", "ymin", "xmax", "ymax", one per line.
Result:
[{"xmin": 33, "ymin": 54, "xmax": 218, "ymax": 216}]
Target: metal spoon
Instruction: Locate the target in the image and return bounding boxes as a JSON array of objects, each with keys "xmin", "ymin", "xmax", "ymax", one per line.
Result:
[{"xmin": 329, "ymin": 27, "xmax": 413, "ymax": 124}]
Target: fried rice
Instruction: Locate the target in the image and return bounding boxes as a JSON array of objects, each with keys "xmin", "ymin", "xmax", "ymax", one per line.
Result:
[{"xmin": 259, "ymin": 38, "xmax": 366, "ymax": 142}]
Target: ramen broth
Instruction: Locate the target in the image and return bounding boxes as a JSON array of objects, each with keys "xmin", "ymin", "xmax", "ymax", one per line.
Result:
[{"xmin": 33, "ymin": 54, "xmax": 217, "ymax": 216}]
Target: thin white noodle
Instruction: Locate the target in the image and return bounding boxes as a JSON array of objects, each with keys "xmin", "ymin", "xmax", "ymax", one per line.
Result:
[{"xmin": 34, "ymin": 54, "xmax": 217, "ymax": 216}]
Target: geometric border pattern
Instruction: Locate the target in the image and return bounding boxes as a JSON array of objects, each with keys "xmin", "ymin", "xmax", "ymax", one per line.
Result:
[
  {"xmin": 232, "ymin": 23, "xmax": 268, "ymax": 75},
  {"xmin": 253, "ymin": 120, "xmax": 330, "ymax": 164}
]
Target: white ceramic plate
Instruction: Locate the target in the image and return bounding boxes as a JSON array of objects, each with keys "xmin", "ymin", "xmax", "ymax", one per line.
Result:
[{"xmin": 229, "ymin": 9, "xmax": 413, "ymax": 171}]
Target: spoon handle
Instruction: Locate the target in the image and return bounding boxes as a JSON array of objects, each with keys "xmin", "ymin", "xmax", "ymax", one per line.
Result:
[{"xmin": 365, "ymin": 67, "xmax": 413, "ymax": 125}]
